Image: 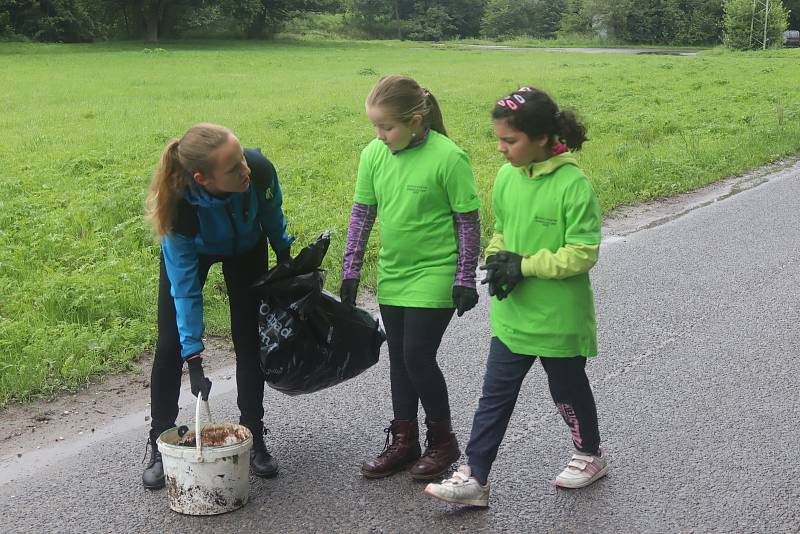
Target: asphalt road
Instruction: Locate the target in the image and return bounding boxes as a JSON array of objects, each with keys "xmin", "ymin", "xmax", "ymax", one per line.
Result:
[
  {"xmin": 453, "ymin": 45, "xmax": 701, "ymax": 56},
  {"xmin": 2, "ymin": 163, "xmax": 799, "ymax": 533}
]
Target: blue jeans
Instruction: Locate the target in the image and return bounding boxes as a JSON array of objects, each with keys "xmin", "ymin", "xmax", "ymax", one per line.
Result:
[{"xmin": 465, "ymin": 337, "xmax": 601, "ymax": 484}]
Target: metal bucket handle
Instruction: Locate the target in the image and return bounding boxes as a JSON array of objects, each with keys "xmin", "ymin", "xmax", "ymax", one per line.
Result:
[{"xmin": 194, "ymin": 394, "xmax": 213, "ymax": 461}]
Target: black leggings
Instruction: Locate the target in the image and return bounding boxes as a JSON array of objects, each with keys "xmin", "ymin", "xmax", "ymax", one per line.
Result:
[
  {"xmin": 150, "ymin": 242, "xmax": 268, "ymax": 435},
  {"xmin": 379, "ymin": 305, "xmax": 455, "ymax": 422}
]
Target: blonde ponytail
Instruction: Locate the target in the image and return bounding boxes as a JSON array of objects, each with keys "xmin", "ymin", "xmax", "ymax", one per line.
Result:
[{"xmin": 145, "ymin": 123, "xmax": 233, "ymax": 237}]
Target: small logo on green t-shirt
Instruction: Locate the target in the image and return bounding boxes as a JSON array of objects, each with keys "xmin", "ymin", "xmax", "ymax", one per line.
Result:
[
  {"xmin": 534, "ymin": 215, "xmax": 557, "ymax": 227},
  {"xmin": 407, "ymin": 184, "xmax": 428, "ymax": 195}
]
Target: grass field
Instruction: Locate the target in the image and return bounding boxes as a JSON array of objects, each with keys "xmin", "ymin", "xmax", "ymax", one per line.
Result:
[{"xmin": 1, "ymin": 39, "xmax": 799, "ymax": 405}]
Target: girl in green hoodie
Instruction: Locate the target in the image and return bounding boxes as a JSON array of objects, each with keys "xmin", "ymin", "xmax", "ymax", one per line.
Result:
[{"xmin": 425, "ymin": 87, "xmax": 606, "ymax": 507}]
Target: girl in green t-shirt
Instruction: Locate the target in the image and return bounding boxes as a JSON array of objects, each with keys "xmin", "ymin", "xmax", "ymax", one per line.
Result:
[
  {"xmin": 340, "ymin": 75, "xmax": 482, "ymax": 481},
  {"xmin": 425, "ymin": 87, "xmax": 606, "ymax": 507}
]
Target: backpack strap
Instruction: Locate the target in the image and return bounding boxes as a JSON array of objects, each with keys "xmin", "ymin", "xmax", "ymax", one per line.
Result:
[
  {"xmin": 243, "ymin": 148, "xmax": 276, "ymax": 229},
  {"xmin": 171, "ymin": 196, "xmax": 199, "ymax": 237},
  {"xmin": 244, "ymin": 147, "xmax": 275, "ymax": 199}
]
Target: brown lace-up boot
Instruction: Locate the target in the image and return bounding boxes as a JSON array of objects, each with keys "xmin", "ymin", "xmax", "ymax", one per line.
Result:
[
  {"xmin": 360, "ymin": 419, "xmax": 422, "ymax": 479},
  {"xmin": 409, "ymin": 418, "xmax": 460, "ymax": 481}
]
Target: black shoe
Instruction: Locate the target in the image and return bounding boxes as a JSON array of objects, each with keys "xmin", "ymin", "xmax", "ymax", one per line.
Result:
[
  {"xmin": 142, "ymin": 429, "xmax": 164, "ymax": 489},
  {"xmin": 143, "ymin": 451, "xmax": 164, "ymax": 489},
  {"xmin": 142, "ymin": 434, "xmax": 165, "ymax": 489},
  {"xmin": 251, "ymin": 432, "xmax": 278, "ymax": 478}
]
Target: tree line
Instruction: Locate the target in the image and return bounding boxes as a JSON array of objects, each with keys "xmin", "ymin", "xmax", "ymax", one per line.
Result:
[
  {"xmin": 0, "ymin": 1, "xmax": 339, "ymax": 42},
  {"xmin": 2, "ymin": 0, "xmax": 797, "ymax": 48}
]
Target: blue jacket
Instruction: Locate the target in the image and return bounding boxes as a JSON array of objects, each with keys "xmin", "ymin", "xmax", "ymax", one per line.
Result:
[{"xmin": 161, "ymin": 148, "xmax": 294, "ymax": 359}]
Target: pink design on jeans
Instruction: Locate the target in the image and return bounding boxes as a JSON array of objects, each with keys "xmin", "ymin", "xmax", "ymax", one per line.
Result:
[{"xmin": 556, "ymin": 403, "xmax": 583, "ymax": 449}]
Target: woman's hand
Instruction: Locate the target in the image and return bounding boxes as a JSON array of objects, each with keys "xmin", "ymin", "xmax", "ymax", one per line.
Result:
[
  {"xmin": 275, "ymin": 246, "xmax": 292, "ymax": 266},
  {"xmin": 186, "ymin": 356, "xmax": 212, "ymax": 400}
]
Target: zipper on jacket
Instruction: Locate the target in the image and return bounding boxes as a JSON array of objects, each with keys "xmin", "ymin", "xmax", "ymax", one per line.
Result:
[{"xmin": 224, "ymin": 203, "xmax": 238, "ymax": 254}]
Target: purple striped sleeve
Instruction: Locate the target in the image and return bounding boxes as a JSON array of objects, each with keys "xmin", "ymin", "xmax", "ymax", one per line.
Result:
[
  {"xmin": 454, "ymin": 210, "xmax": 480, "ymax": 288},
  {"xmin": 342, "ymin": 202, "xmax": 377, "ymax": 280}
]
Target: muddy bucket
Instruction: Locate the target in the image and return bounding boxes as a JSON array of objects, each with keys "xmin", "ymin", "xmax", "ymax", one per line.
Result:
[{"xmin": 157, "ymin": 395, "xmax": 252, "ymax": 515}]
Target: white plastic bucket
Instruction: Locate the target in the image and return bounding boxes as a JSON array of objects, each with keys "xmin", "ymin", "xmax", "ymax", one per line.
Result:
[{"xmin": 157, "ymin": 396, "xmax": 253, "ymax": 515}]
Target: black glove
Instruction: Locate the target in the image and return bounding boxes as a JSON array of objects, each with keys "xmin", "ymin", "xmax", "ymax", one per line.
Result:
[
  {"xmin": 186, "ymin": 356, "xmax": 212, "ymax": 401},
  {"xmin": 480, "ymin": 255, "xmax": 499, "ymax": 296},
  {"xmin": 480, "ymin": 251, "xmax": 524, "ymax": 301},
  {"xmin": 452, "ymin": 285, "xmax": 479, "ymax": 317},
  {"xmin": 340, "ymin": 278, "xmax": 359, "ymax": 306},
  {"xmin": 275, "ymin": 246, "xmax": 292, "ymax": 266},
  {"xmin": 480, "ymin": 254, "xmax": 507, "ymax": 298}
]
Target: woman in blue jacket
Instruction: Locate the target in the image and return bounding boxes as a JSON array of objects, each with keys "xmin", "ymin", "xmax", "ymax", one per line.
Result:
[{"xmin": 142, "ymin": 123, "xmax": 294, "ymax": 489}]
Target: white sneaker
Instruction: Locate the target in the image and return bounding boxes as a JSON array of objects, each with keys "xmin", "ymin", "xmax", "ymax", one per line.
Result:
[
  {"xmin": 555, "ymin": 447, "xmax": 608, "ymax": 489},
  {"xmin": 424, "ymin": 465, "xmax": 490, "ymax": 507}
]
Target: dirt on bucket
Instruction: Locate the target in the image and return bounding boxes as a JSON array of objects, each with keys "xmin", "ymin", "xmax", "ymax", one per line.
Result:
[
  {"xmin": 166, "ymin": 475, "xmax": 245, "ymax": 510},
  {"xmin": 175, "ymin": 424, "xmax": 250, "ymax": 448}
]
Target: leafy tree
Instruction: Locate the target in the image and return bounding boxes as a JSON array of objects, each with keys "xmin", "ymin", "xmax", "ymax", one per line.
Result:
[
  {"xmin": 481, "ymin": 0, "xmax": 566, "ymax": 39},
  {"xmin": 239, "ymin": 0, "xmax": 328, "ymax": 39},
  {"xmin": 102, "ymin": 0, "xmax": 327, "ymax": 41},
  {"xmin": 93, "ymin": 0, "xmax": 201, "ymax": 42},
  {"xmin": 559, "ymin": 0, "xmax": 593, "ymax": 33},
  {"xmin": 785, "ymin": 0, "xmax": 800, "ymax": 28},
  {"xmin": 0, "ymin": 0, "xmax": 102, "ymax": 42},
  {"xmin": 673, "ymin": 0, "xmax": 725, "ymax": 44},
  {"xmin": 723, "ymin": 0, "xmax": 788, "ymax": 49},
  {"xmin": 342, "ymin": 0, "xmax": 394, "ymax": 37},
  {"xmin": 343, "ymin": 0, "xmax": 483, "ymax": 39},
  {"xmin": 568, "ymin": 0, "xmax": 723, "ymax": 44},
  {"xmin": 403, "ymin": 3, "xmax": 455, "ymax": 39},
  {"xmin": 37, "ymin": 0, "xmax": 101, "ymax": 41},
  {"xmin": 133, "ymin": 0, "xmax": 186, "ymax": 42},
  {"xmin": 431, "ymin": 0, "xmax": 484, "ymax": 38},
  {"xmin": 623, "ymin": 0, "xmax": 685, "ymax": 43}
]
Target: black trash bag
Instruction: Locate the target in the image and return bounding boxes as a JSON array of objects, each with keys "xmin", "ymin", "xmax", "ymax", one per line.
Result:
[{"xmin": 252, "ymin": 231, "xmax": 385, "ymax": 396}]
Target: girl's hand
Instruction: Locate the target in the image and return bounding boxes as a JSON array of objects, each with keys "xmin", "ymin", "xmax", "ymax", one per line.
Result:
[
  {"xmin": 452, "ymin": 285, "xmax": 479, "ymax": 317},
  {"xmin": 340, "ymin": 278, "xmax": 359, "ymax": 306},
  {"xmin": 480, "ymin": 255, "xmax": 501, "ymax": 297},
  {"xmin": 480, "ymin": 251, "xmax": 523, "ymax": 300}
]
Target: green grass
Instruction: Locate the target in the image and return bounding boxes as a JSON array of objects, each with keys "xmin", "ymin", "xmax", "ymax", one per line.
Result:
[{"xmin": 1, "ymin": 39, "xmax": 799, "ymax": 405}]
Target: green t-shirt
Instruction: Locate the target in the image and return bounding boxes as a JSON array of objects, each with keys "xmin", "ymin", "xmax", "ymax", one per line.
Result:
[
  {"xmin": 490, "ymin": 154, "xmax": 601, "ymax": 357},
  {"xmin": 354, "ymin": 130, "xmax": 480, "ymax": 307}
]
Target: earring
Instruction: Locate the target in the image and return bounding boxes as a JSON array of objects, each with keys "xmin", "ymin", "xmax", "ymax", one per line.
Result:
[{"xmin": 411, "ymin": 132, "xmax": 416, "ymax": 138}]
